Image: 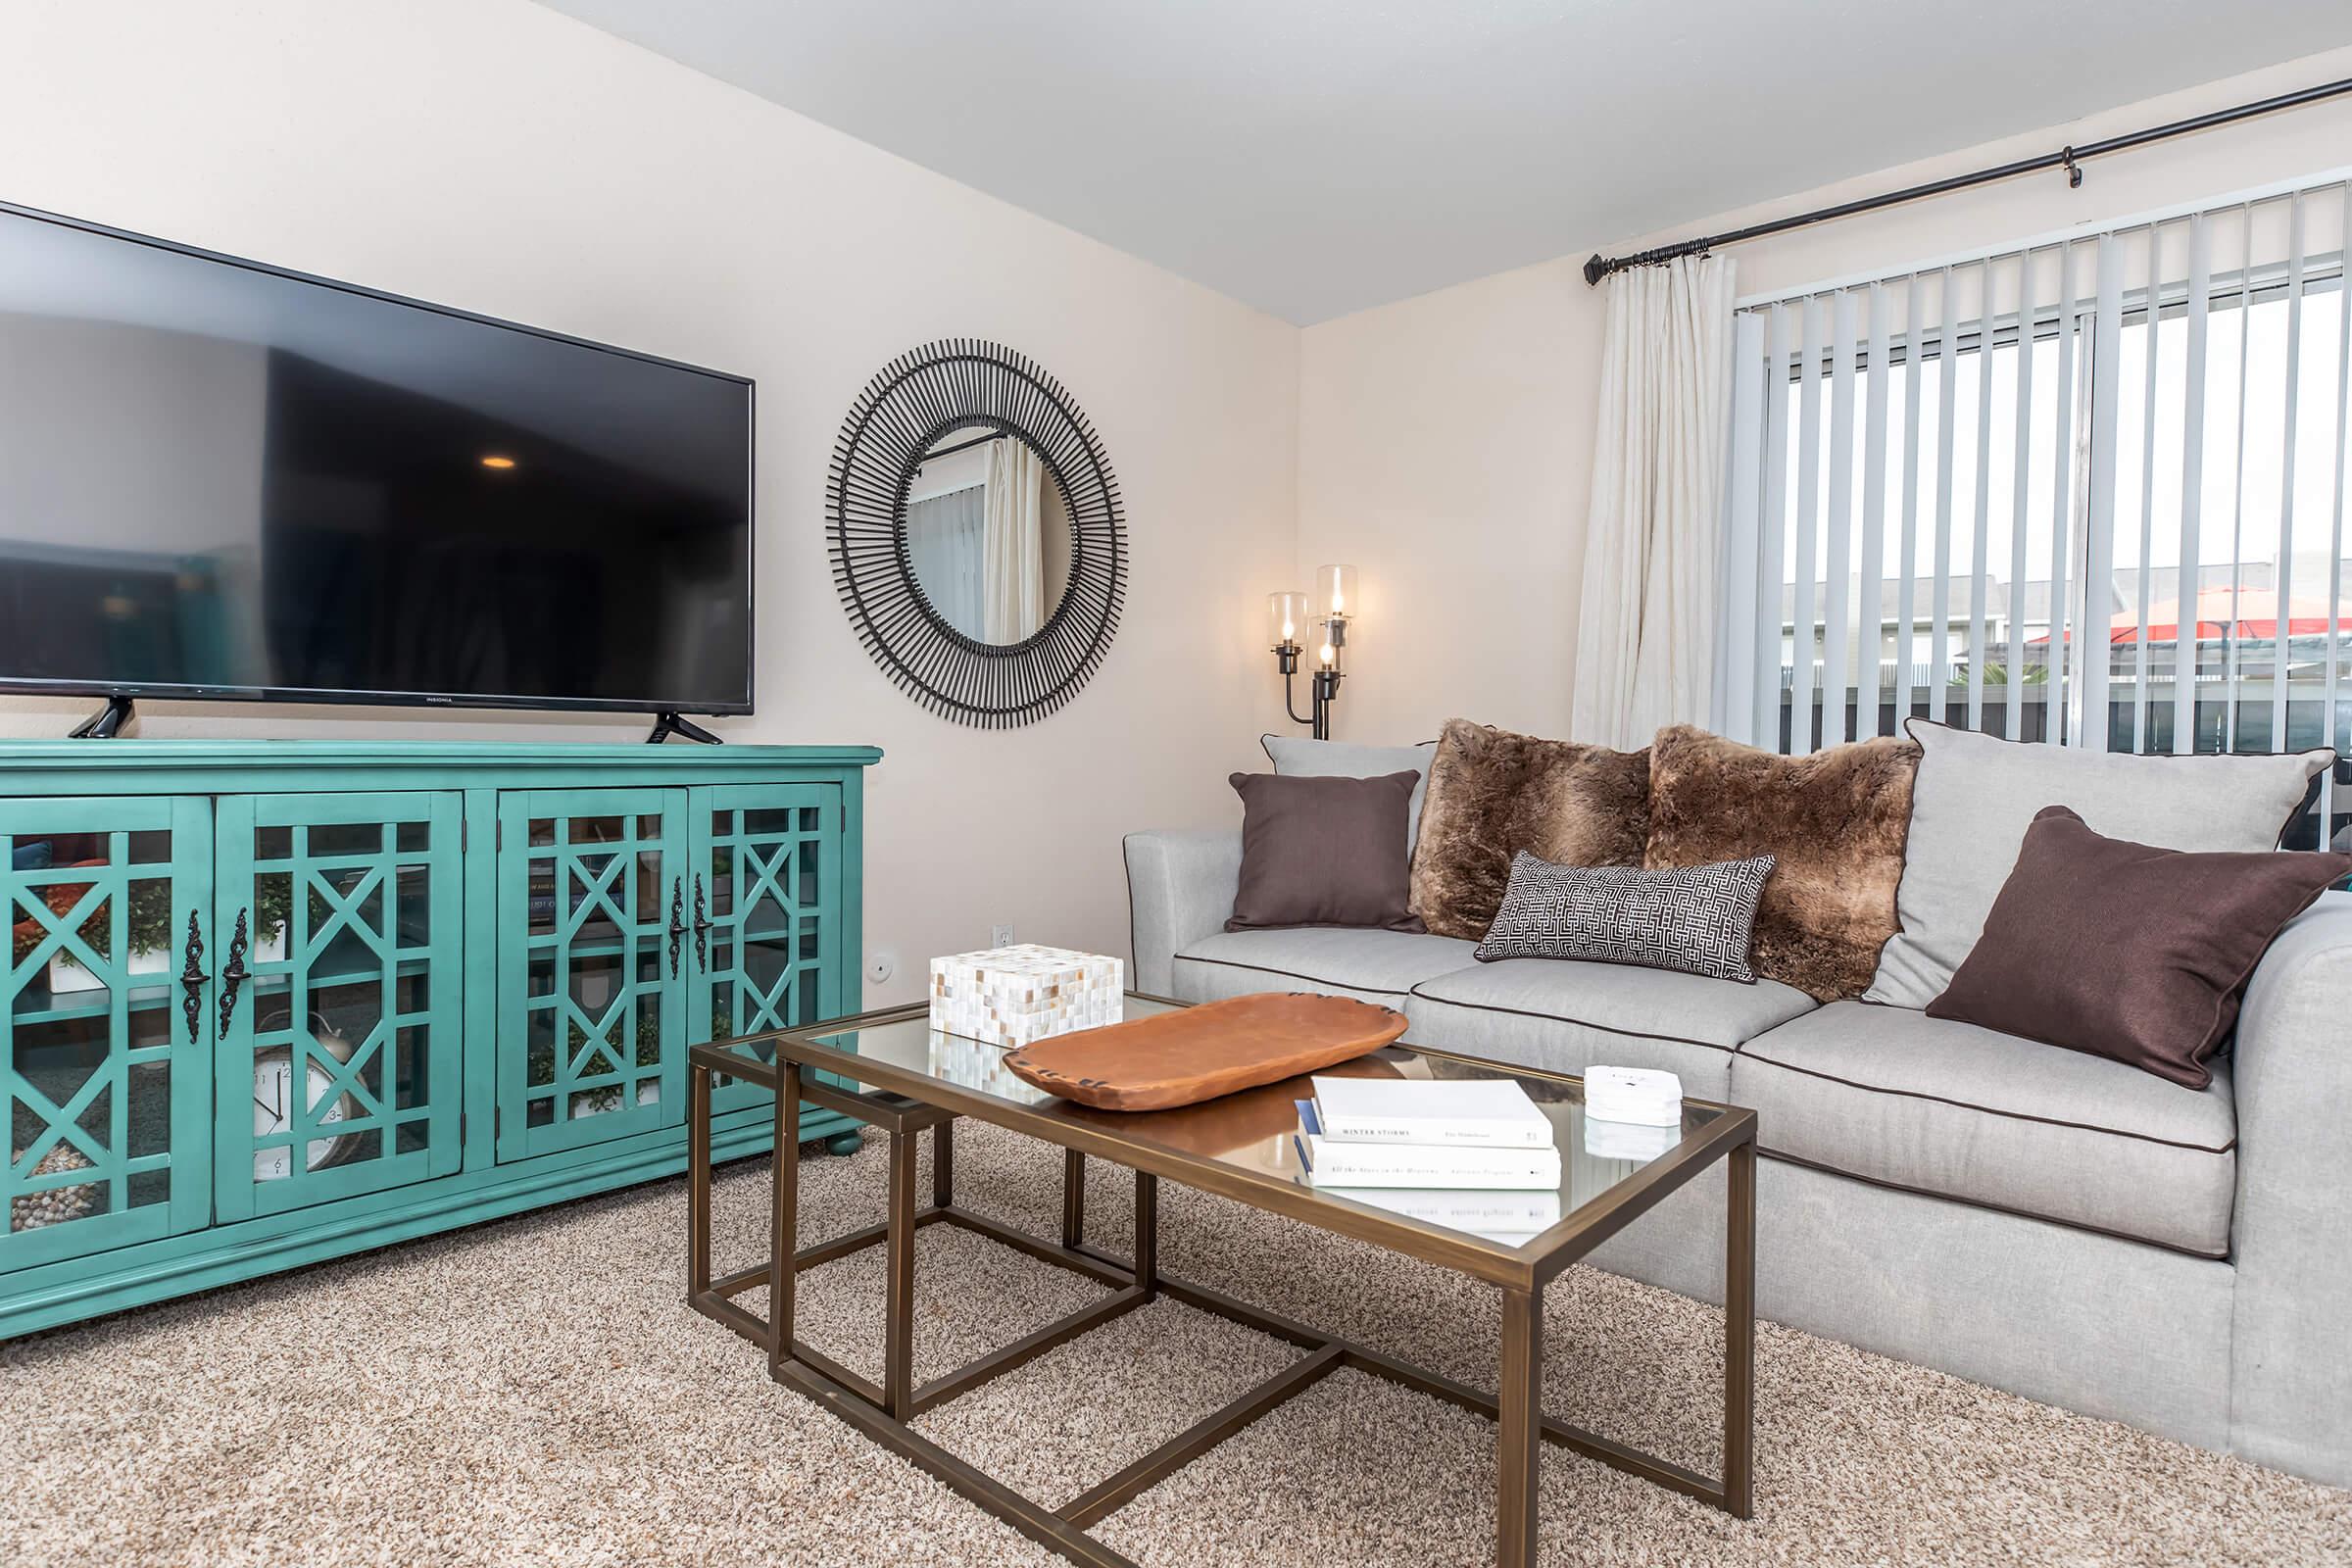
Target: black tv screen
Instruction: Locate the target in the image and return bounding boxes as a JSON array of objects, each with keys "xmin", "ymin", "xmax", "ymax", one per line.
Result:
[{"xmin": 0, "ymin": 202, "xmax": 753, "ymax": 715}]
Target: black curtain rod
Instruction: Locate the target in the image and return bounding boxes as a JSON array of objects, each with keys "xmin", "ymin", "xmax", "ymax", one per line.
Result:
[
  {"xmin": 1583, "ymin": 74, "xmax": 2352, "ymax": 286},
  {"xmin": 916, "ymin": 430, "xmax": 999, "ymax": 465}
]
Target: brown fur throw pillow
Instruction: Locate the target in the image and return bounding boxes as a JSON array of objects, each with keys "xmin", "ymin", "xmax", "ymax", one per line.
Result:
[
  {"xmin": 1408, "ymin": 719, "xmax": 1649, "ymax": 940},
  {"xmin": 1643, "ymin": 725, "xmax": 1919, "ymax": 1001}
]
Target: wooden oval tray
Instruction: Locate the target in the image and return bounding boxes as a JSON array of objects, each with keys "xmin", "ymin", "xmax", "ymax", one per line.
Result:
[{"xmin": 1002, "ymin": 991, "xmax": 1408, "ymax": 1111}]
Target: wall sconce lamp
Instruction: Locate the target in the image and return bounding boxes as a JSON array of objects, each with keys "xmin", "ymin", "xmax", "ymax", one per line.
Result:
[{"xmin": 1267, "ymin": 564, "xmax": 1355, "ymax": 740}]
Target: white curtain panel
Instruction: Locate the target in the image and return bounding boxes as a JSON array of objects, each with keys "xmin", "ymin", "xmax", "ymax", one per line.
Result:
[
  {"xmin": 983, "ymin": 438, "xmax": 1047, "ymax": 643},
  {"xmin": 906, "ymin": 485, "xmax": 986, "ymax": 635},
  {"xmin": 1572, "ymin": 253, "xmax": 1739, "ymax": 748}
]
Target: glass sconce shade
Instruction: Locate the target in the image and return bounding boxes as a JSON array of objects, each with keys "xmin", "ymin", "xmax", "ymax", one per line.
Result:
[
  {"xmin": 1268, "ymin": 591, "xmax": 1309, "ymax": 648},
  {"xmin": 1315, "ymin": 564, "xmax": 1359, "ymax": 620},
  {"xmin": 1314, "ymin": 612, "xmax": 1347, "ymax": 673}
]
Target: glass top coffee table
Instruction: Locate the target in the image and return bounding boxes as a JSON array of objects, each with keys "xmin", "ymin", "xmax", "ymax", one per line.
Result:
[{"xmin": 686, "ymin": 992, "xmax": 1756, "ymax": 1568}]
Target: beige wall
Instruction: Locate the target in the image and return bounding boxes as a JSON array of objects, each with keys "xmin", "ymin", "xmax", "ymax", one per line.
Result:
[
  {"xmin": 0, "ymin": 0, "xmax": 1298, "ymax": 1004},
  {"xmin": 7, "ymin": 5, "xmax": 2349, "ymax": 994},
  {"xmin": 1298, "ymin": 44, "xmax": 2352, "ymax": 747}
]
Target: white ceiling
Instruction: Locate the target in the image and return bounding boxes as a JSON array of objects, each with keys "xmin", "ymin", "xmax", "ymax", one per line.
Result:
[{"xmin": 536, "ymin": 0, "xmax": 2352, "ymax": 324}]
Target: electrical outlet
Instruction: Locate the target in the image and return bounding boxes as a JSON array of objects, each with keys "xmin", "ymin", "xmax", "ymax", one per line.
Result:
[
  {"xmin": 990, "ymin": 922, "xmax": 1015, "ymax": 949},
  {"xmin": 865, "ymin": 951, "xmax": 896, "ymax": 985}
]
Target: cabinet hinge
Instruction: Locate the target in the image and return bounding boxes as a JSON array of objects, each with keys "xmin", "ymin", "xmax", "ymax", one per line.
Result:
[{"xmin": 461, "ymin": 1112, "xmax": 468, "ymax": 1144}]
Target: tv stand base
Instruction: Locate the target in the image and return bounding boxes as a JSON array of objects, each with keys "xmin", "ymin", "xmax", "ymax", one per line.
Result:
[
  {"xmin": 647, "ymin": 711, "xmax": 723, "ymax": 745},
  {"xmin": 68, "ymin": 696, "xmax": 135, "ymax": 738}
]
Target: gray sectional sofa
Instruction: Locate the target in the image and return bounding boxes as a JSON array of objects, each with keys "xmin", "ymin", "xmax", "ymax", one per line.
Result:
[{"xmin": 1124, "ymin": 825, "xmax": 2352, "ymax": 1488}]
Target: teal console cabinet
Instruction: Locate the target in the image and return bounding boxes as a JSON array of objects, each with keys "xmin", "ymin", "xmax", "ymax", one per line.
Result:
[{"xmin": 0, "ymin": 741, "xmax": 878, "ymax": 1337}]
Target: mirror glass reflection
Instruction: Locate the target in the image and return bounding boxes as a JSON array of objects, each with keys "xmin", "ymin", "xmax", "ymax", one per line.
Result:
[{"xmin": 904, "ymin": 423, "xmax": 1072, "ymax": 645}]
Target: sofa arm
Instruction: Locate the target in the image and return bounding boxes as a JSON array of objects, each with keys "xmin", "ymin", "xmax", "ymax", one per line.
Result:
[
  {"xmin": 2229, "ymin": 889, "xmax": 2352, "ymax": 1485},
  {"xmin": 1123, "ymin": 829, "xmax": 1242, "ymax": 998}
]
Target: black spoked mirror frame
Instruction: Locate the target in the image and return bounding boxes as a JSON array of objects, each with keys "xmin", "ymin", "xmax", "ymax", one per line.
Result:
[{"xmin": 827, "ymin": 339, "xmax": 1127, "ymax": 728}]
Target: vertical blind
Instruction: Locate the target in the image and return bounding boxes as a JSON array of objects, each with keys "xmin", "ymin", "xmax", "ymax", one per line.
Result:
[{"xmin": 1717, "ymin": 175, "xmax": 2352, "ymax": 852}]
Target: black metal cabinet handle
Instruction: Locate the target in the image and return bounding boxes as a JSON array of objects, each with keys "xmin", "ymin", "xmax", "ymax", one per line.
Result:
[
  {"xmin": 216, "ymin": 907, "xmax": 250, "ymax": 1035},
  {"xmin": 667, "ymin": 878, "xmax": 686, "ymax": 979},
  {"xmin": 692, "ymin": 873, "xmax": 710, "ymax": 972},
  {"xmin": 177, "ymin": 910, "xmax": 207, "ymax": 1044}
]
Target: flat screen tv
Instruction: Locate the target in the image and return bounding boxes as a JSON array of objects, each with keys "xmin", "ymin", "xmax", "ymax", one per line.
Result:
[{"xmin": 0, "ymin": 200, "xmax": 754, "ymax": 718}]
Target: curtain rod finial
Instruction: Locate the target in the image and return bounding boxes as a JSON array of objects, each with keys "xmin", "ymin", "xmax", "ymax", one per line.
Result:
[{"xmin": 1583, "ymin": 253, "xmax": 1609, "ymax": 287}]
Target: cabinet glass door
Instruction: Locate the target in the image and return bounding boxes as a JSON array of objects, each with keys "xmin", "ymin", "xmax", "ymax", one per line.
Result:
[
  {"xmin": 498, "ymin": 790, "xmax": 687, "ymax": 1160},
  {"xmin": 213, "ymin": 794, "xmax": 465, "ymax": 1221},
  {"xmin": 3, "ymin": 797, "xmax": 211, "ymax": 1272},
  {"xmin": 694, "ymin": 785, "xmax": 841, "ymax": 1114}
]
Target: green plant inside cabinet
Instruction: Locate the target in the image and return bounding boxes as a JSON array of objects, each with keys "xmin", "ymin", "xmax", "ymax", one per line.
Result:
[
  {"xmin": 694, "ymin": 784, "xmax": 843, "ymax": 1114},
  {"xmin": 2, "ymin": 796, "xmax": 213, "ymax": 1272},
  {"xmin": 213, "ymin": 794, "xmax": 466, "ymax": 1221},
  {"xmin": 497, "ymin": 789, "xmax": 691, "ymax": 1160}
]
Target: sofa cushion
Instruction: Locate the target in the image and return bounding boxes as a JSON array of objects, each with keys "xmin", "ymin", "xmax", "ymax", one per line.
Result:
[
  {"xmin": 1170, "ymin": 926, "xmax": 1478, "ymax": 1007},
  {"xmin": 1404, "ymin": 959, "xmax": 1816, "ymax": 1100},
  {"xmin": 1732, "ymin": 1001, "xmax": 2236, "ymax": 1256},
  {"xmin": 1927, "ymin": 805, "xmax": 2352, "ymax": 1090},
  {"xmin": 1262, "ymin": 734, "xmax": 1437, "ymax": 853},
  {"xmin": 1866, "ymin": 719, "xmax": 2333, "ymax": 1008}
]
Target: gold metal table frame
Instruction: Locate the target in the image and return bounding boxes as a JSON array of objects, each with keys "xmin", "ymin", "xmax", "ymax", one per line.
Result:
[{"xmin": 686, "ymin": 1005, "xmax": 1756, "ymax": 1568}]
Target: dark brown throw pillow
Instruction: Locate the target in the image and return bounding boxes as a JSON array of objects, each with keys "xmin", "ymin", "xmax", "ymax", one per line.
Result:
[
  {"xmin": 1928, "ymin": 806, "xmax": 2351, "ymax": 1089},
  {"xmin": 1408, "ymin": 718, "xmax": 1648, "ymax": 940},
  {"xmin": 1227, "ymin": 771, "xmax": 1424, "ymax": 932},
  {"xmin": 1644, "ymin": 725, "xmax": 1918, "ymax": 1001}
]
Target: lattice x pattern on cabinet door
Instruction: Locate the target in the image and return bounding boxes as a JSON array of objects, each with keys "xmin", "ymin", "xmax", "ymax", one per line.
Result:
[
  {"xmin": 2, "ymin": 795, "xmax": 212, "ymax": 1272},
  {"xmin": 212, "ymin": 793, "xmax": 465, "ymax": 1221},
  {"xmin": 692, "ymin": 784, "xmax": 843, "ymax": 1113},
  {"xmin": 497, "ymin": 790, "xmax": 690, "ymax": 1160}
]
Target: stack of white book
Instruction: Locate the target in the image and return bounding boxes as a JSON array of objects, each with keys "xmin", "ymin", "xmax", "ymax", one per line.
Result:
[{"xmin": 1293, "ymin": 1076, "xmax": 1562, "ymax": 1246}]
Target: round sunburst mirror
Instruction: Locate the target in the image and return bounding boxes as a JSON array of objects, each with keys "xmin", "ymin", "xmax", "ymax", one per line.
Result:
[{"xmin": 827, "ymin": 339, "xmax": 1127, "ymax": 727}]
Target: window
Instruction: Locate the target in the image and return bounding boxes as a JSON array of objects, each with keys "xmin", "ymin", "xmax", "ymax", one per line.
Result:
[{"xmin": 1719, "ymin": 179, "xmax": 2351, "ymax": 853}]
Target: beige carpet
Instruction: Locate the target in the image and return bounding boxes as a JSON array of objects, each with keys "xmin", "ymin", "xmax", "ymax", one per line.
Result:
[{"xmin": 4, "ymin": 1123, "xmax": 2347, "ymax": 1568}]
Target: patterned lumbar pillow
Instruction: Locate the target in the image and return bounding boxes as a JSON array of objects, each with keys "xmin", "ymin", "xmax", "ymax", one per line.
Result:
[{"xmin": 1474, "ymin": 851, "xmax": 1776, "ymax": 983}]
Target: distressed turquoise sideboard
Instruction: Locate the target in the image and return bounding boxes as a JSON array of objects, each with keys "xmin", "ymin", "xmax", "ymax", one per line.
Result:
[{"xmin": 0, "ymin": 740, "xmax": 878, "ymax": 1337}]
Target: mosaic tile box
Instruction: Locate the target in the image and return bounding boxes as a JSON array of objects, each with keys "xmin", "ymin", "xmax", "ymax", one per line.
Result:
[{"xmin": 929, "ymin": 944, "xmax": 1123, "ymax": 1049}]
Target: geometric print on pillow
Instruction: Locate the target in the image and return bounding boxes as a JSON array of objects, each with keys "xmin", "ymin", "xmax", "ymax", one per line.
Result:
[{"xmin": 1473, "ymin": 851, "xmax": 1777, "ymax": 983}]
